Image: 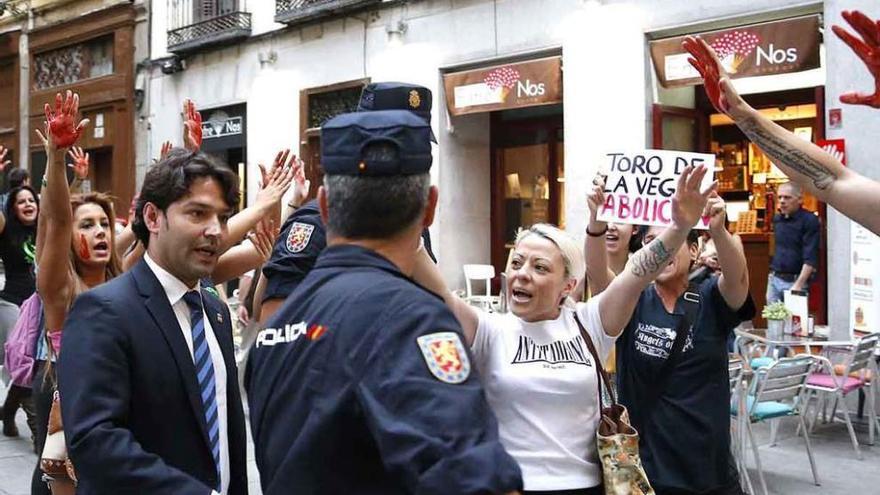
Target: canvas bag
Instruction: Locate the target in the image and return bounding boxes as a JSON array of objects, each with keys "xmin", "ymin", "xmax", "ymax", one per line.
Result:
[
  {"xmin": 40, "ymin": 389, "xmax": 77, "ymax": 495},
  {"xmin": 574, "ymin": 313, "xmax": 654, "ymax": 495},
  {"xmin": 3, "ymin": 292, "xmax": 43, "ymax": 387}
]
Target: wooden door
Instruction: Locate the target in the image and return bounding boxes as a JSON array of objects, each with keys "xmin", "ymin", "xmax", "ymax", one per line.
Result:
[{"xmin": 652, "ymin": 104, "xmax": 709, "ymax": 152}]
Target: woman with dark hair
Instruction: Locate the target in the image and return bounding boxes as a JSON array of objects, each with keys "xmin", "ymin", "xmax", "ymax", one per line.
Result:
[
  {"xmin": 0, "ymin": 185, "xmax": 39, "ymax": 438},
  {"xmin": 587, "ymin": 179, "xmax": 751, "ymax": 495}
]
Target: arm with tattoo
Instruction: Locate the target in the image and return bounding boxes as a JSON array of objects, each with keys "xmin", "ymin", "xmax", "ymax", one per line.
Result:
[
  {"xmin": 629, "ymin": 239, "xmax": 672, "ymax": 277},
  {"xmin": 736, "ymin": 112, "xmax": 880, "ymax": 235},
  {"xmin": 685, "ymin": 35, "xmax": 880, "ymax": 236},
  {"xmin": 737, "ymin": 116, "xmax": 837, "ymax": 191}
]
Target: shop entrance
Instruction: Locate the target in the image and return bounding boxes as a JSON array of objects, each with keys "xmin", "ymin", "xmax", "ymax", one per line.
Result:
[
  {"xmin": 201, "ymin": 104, "xmax": 247, "ymax": 212},
  {"xmin": 653, "ymin": 86, "xmax": 827, "ymax": 326},
  {"xmin": 490, "ymin": 105, "xmax": 564, "ymax": 276}
]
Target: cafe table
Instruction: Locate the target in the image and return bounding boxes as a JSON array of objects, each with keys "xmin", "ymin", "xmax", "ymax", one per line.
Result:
[{"xmin": 734, "ymin": 327, "xmax": 858, "ymax": 356}]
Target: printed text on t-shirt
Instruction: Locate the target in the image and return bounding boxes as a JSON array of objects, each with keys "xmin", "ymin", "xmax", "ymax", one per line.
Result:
[
  {"xmin": 634, "ymin": 322, "xmax": 693, "ymax": 359},
  {"xmin": 511, "ymin": 334, "xmax": 592, "ymax": 366}
]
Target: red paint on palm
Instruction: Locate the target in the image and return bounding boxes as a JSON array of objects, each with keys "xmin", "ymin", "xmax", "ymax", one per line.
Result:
[
  {"xmin": 183, "ymin": 99, "xmax": 203, "ymax": 150},
  {"xmin": 833, "ymin": 10, "xmax": 880, "ymax": 108},
  {"xmin": 45, "ymin": 92, "xmax": 86, "ymax": 148},
  {"xmin": 682, "ymin": 37, "xmax": 728, "ymax": 115}
]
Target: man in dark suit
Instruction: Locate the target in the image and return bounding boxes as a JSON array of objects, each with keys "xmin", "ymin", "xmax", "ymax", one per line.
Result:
[{"xmin": 58, "ymin": 149, "xmax": 247, "ymax": 494}]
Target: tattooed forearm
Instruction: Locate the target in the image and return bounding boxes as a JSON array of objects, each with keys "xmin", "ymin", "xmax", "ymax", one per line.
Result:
[
  {"xmin": 738, "ymin": 117, "xmax": 836, "ymax": 190},
  {"xmin": 629, "ymin": 239, "xmax": 673, "ymax": 278}
]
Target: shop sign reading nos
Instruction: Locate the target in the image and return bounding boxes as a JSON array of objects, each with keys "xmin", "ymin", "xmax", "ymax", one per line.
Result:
[
  {"xmin": 651, "ymin": 15, "xmax": 820, "ymax": 87},
  {"xmin": 202, "ymin": 116, "xmax": 243, "ymax": 139},
  {"xmin": 597, "ymin": 150, "xmax": 715, "ymax": 229}
]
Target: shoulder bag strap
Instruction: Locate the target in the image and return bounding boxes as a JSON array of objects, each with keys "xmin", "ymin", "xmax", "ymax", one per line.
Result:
[{"xmin": 573, "ymin": 312, "xmax": 615, "ymax": 408}]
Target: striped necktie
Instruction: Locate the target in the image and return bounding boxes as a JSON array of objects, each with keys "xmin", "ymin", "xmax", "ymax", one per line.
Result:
[{"xmin": 183, "ymin": 290, "xmax": 221, "ymax": 489}]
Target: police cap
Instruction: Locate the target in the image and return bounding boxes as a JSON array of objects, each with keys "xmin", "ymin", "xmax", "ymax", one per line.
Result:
[
  {"xmin": 358, "ymin": 82, "xmax": 431, "ymax": 120},
  {"xmin": 357, "ymin": 82, "xmax": 436, "ymax": 142},
  {"xmin": 321, "ymin": 110, "xmax": 432, "ymax": 176}
]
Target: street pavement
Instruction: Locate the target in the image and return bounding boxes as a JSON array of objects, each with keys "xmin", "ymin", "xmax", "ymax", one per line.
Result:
[
  {"xmin": 1, "ymin": 392, "xmax": 878, "ymax": 494},
  {"xmin": 0, "ymin": 402, "xmax": 263, "ymax": 495}
]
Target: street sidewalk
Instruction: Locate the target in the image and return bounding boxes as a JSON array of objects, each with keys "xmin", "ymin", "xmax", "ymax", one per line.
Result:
[
  {"xmin": 0, "ymin": 409, "xmax": 263, "ymax": 495},
  {"xmin": 1, "ymin": 401, "xmax": 878, "ymax": 494}
]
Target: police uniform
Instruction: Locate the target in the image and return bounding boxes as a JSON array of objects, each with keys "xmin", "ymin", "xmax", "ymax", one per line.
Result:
[
  {"xmin": 260, "ymin": 83, "xmax": 437, "ymax": 301},
  {"xmin": 261, "ymin": 198, "xmax": 326, "ymax": 301},
  {"xmin": 246, "ymin": 110, "xmax": 522, "ymax": 495}
]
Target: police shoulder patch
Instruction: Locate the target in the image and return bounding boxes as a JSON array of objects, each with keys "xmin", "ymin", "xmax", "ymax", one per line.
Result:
[
  {"xmin": 416, "ymin": 332, "xmax": 470, "ymax": 384},
  {"xmin": 286, "ymin": 221, "xmax": 315, "ymax": 254}
]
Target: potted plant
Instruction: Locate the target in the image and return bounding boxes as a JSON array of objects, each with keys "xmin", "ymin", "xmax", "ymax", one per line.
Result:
[{"xmin": 762, "ymin": 302, "xmax": 791, "ymax": 339}]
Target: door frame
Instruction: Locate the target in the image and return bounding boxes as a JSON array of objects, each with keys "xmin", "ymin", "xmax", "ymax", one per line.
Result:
[{"xmin": 489, "ymin": 112, "xmax": 564, "ymax": 275}]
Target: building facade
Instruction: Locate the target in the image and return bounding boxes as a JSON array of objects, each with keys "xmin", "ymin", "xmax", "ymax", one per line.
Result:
[
  {"xmin": 0, "ymin": 0, "xmax": 149, "ymax": 214},
  {"xmin": 142, "ymin": 0, "xmax": 875, "ymax": 337}
]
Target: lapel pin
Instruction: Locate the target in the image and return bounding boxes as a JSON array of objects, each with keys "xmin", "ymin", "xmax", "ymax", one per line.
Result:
[{"xmin": 217, "ymin": 313, "xmax": 223, "ymax": 324}]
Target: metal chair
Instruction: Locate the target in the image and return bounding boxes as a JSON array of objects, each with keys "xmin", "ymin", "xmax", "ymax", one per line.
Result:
[
  {"xmin": 734, "ymin": 354, "xmax": 819, "ymax": 495},
  {"xmin": 462, "ymin": 264, "xmax": 499, "ymax": 311},
  {"xmin": 803, "ymin": 332, "xmax": 880, "ymax": 458},
  {"xmin": 734, "ymin": 333, "xmax": 775, "ymax": 370},
  {"xmin": 729, "ymin": 356, "xmax": 755, "ymax": 495}
]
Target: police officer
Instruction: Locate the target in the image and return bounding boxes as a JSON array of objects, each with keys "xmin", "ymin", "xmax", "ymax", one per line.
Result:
[
  {"xmin": 259, "ymin": 82, "xmax": 437, "ymax": 322},
  {"xmin": 245, "ymin": 110, "xmax": 523, "ymax": 495}
]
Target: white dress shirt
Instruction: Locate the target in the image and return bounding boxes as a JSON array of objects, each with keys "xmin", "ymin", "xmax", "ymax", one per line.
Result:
[{"xmin": 145, "ymin": 255, "xmax": 230, "ymax": 495}]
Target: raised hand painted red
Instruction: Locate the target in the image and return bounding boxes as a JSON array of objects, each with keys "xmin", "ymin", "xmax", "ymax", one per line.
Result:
[
  {"xmin": 833, "ymin": 10, "xmax": 880, "ymax": 108},
  {"xmin": 44, "ymin": 91, "xmax": 88, "ymax": 148},
  {"xmin": 182, "ymin": 99, "xmax": 203, "ymax": 151},
  {"xmin": 682, "ymin": 36, "xmax": 729, "ymax": 114}
]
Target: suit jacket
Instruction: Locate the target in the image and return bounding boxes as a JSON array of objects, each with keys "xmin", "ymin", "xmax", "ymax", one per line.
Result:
[{"xmin": 58, "ymin": 259, "xmax": 247, "ymax": 494}]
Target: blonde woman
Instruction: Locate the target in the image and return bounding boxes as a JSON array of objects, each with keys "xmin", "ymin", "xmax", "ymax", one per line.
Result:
[{"xmin": 414, "ymin": 166, "xmax": 715, "ymax": 494}]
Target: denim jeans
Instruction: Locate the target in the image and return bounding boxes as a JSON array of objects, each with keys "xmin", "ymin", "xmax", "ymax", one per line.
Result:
[{"xmin": 766, "ymin": 274, "xmax": 807, "ymax": 304}]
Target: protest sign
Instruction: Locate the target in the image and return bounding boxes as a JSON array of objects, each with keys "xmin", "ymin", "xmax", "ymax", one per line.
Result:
[{"xmin": 596, "ymin": 149, "xmax": 716, "ymax": 229}]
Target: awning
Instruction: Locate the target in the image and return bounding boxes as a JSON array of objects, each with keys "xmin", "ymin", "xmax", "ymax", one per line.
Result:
[
  {"xmin": 650, "ymin": 15, "xmax": 821, "ymax": 88},
  {"xmin": 443, "ymin": 56, "xmax": 562, "ymax": 116}
]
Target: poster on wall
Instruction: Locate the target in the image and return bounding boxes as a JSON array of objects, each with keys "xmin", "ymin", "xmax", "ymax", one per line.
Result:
[
  {"xmin": 650, "ymin": 15, "xmax": 821, "ymax": 88},
  {"xmin": 850, "ymin": 223, "xmax": 879, "ymax": 338},
  {"xmin": 817, "ymin": 139, "xmax": 846, "ymax": 165},
  {"xmin": 597, "ymin": 149, "xmax": 716, "ymax": 229}
]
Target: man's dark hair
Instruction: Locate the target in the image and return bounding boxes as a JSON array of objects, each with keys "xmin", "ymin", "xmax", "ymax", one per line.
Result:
[
  {"xmin": 8, "ymin": 168, "xmax": 30, "ymax": 189},
  {"xmin": 323, "ymin": 143, "xmax": 429, "ymax": 239},
  {"xmin": 132, "ymin": 149, "xmax": 239, "ymax": 248}
]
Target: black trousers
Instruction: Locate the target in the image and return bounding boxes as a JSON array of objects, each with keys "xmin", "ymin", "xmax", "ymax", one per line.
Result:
[
  {"xmin": 2, "ymin": 383, "xmax": 36, "ymax": 435},
  {"xmin": 524, "ymin": 487, "xmax": 604, "ymax": 495},
  {"xmin": 30, "ymin": 360, "xmax": 52, "ymax": 495}
]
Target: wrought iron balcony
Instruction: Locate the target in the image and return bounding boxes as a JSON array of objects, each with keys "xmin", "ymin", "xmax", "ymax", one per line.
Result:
[
  {"xmin": 167, "ymin": 0, "xmax": 252, "ymax": 54},
  {"xmin": 275, "ymin": 0, "xmax": 382, "ymax": 25}
]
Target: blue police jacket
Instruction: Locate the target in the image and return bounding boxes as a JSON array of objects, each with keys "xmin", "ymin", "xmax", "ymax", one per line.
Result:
[
  {"xmin": 261, "ymin": 199, "xmax": 326, "ymax": 301},
  {"xmin": 246, "ymin": 244, "xmax": 522, "ymax": 495}
]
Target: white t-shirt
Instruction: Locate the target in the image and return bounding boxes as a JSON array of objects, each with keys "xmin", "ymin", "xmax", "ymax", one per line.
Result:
[{"xmin": 472, "ymin": 296, "xmax": 615, "ymax": 491}]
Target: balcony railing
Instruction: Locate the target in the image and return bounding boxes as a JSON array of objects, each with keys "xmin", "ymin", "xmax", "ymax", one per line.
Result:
[
  {"xmin": 167, "ymin": 0, "xmax": 252, "ymax": 54},
  {"xmin": 275, "ymin": 0, "xmax": 382, "ymax": 25}
]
